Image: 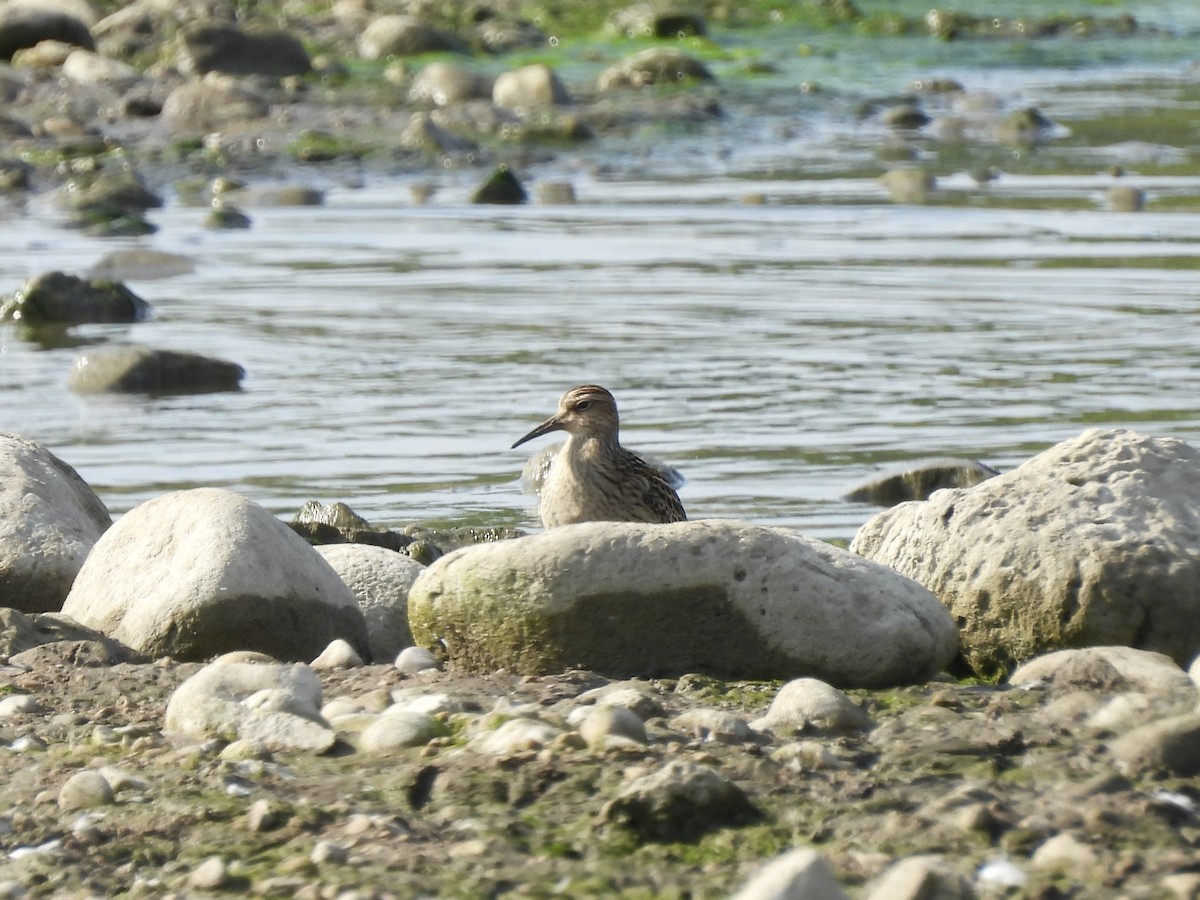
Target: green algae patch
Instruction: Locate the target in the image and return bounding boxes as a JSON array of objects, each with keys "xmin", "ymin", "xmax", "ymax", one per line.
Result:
[{"xmin": 286, "ymin": 129, "xmax": 371, "ymax": 163}]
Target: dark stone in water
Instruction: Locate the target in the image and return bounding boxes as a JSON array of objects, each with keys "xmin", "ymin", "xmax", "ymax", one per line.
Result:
[
  {"xmin": 471, "ymin": 166, "xmax": 527, "ymax": 204},
  {"xmin": 292, "ymin": 501, "xmax": 414, "ymax": 552},
  {"xmin": 68, "ymin": 346, "xmax": 245, "ymax": 395},
  {"xmin": 844, "ymin": 458, "xmax": 1000, "ymax": 506},
  {"xmin": 0, "ymin": 271, "xmax": 150, "ymax": 325}
]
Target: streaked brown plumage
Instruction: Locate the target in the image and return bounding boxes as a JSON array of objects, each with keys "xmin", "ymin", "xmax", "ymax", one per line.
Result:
[{"xmin": 511, "ymin": 384, "xmax": 686, "ymax": 528}]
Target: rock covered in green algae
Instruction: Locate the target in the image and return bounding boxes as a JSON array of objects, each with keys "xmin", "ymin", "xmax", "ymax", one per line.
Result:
[
  {"xmin": 0, "ymin": 271, "xmax": 150, "ymax": 325},
  {"xmin": 853, "ymin": 428, "xmax": 1200, "ymax": 678},
  {"xmin": 408, "ymin": 519, "xmax": 958, "ymax": 686},
  {"xmin": 471, "ymin": 165, "xmax": 527, "ymax": 204}
]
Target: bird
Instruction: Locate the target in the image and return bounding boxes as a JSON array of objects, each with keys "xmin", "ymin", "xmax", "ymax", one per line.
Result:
[{"xmin": 511, "ymin": 384, "xmax": 687, "ymax": 528}]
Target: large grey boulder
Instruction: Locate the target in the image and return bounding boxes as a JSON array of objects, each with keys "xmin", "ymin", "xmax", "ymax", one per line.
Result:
[
  {"xmin": 61, "ymin": 488, "xmax": 368, "ymax": 662},
  {"xmin": 0, "ymin": 433, "xmax": 111, "ymax": 613},
  {"xmin": 852, "ymin": 428, "xmax": 1200, "ymax": 677},
  {"xmin": 314, "ymin": 544, "xmax": 424, "ymax": 663},
  {"xmin": 407, "ymin": 519, "xmax": 958, "ymax": 687}
]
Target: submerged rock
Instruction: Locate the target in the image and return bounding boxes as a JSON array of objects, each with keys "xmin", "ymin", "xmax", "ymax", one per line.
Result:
[
  {"xmin": 408, "ymin": 519, "xmax": 958, "ymax": 686},
  {"xmin": 68, "ymin": 345, "xmax": 244, "ymax": 395},
  {"xmin": 852, "ymin": 428, "xmax": 1200, "ymax": 677},
  {"xmin": 471, "ymin": 166, "xmax": 527, "ymax": 204},
  {"xmin": 0, "ymin": 433, "xmax": 111, "ymax": 613},
  {"xmin": 598, "ymin": 47, "xmax": 714, "ymax": 91}
]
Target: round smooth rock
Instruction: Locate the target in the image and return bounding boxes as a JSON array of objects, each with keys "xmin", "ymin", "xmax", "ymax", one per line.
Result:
[{"xmin": 57, "ymin": 771, "xmax": 113, "ymax": 810}]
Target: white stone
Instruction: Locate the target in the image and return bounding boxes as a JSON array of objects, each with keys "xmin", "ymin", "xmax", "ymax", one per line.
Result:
[
  {"xmin": 476, "ymin": 718, "xmax": 562, "ymax": 755},
  {"xmin": 57, "ymin": 771, "xmax": 113, "ymax": 810},
  {"xmin": 492, "ymin": 63, "xmax": 570, "ymax": 110},
  {"xmin": 62, "ymin": 488, "xmax": 368, "ymax": 662},
  {"xmin": 62, "ymin": 49, "xmax": 139, "ymax": 86},
  {"xmin": 729, "ymin": 848, "xmax": 848, "ymax": 900},
  {"xmin": 864, "ymin": 855, "xmax": 973, "ymax": 900},
  {"xmin": 359, "ymin": 709, "xmax": 442, "ymax": 752},
  {"xmin": 395, "ymin": 645, "xmax": 440, "ymax": 675},
  {"xmin": 1087, "ymin": 693, "xmax": 1157, "ymax": 732},
  {"xmin": 389, "ymin": 690, "xmax": 460, "ymax": 716},
  {"xmin": 853, "ymin": 429, "xmax": 1200, "ymax": 675},
  {"xmin": 670, "ymin": 708, "xmax": 757, "ymax": 744},
  {"xmin": 1010, "ymin": 647, "xmax": 1195, "ymax": 695},
  {"xmin": 408, "ymin": 519, "xmax": 958, "ymax": 687},
  {"xmin": 976, "ymin": 857, "xmax": 1027, "ymax": 889},
  {"xmin": 1030, "ymin": 833, "xmax": 1099, "ymax": 870},
  {"xmin": 0, "ymin": 432, "xmax": 111, "ymax": 613},
  {"xmin": 310, "ymin": 638, "xmax": 364, "ymax": 670},
  {"xmin": 0, "ymin": 694, "xmax": 41, "ymax": 717},
  {"xmin": 316, "ymin": 543, "xmax": 424, "ymax": 663},
  {"xmin": 751, "ymin": 678, "xmax": 872, "ymax": 735},
  {"xmin": 188, "ymin": 856, "xmax": 228, "ymax": 890},
  {"xmin": 96, "ymin": 767, "xmax": 148, "ymax": 794},
  {"xmin": 164, "ymin": 654, "xmax": 335, "ymax": 753},
  {"xmin": 578, "ymin": 705, "xmax": 646, "ymax": 747}
]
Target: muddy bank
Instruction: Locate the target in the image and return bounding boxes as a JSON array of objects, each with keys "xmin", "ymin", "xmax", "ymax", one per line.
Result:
[{"xmin": 1, "ymin": 641, "xmax": 1199, "ymax": 897}]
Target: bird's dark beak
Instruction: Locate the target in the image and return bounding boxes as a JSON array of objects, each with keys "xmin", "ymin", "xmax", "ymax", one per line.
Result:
[{"xmin": 511, "ymin": 415, "xmax": 563, "ymax": 449}]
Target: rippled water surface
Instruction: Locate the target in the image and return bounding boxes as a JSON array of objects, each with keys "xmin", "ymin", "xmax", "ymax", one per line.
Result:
[
  {"xmin": 5, "ymin": 174, "xmax": 1200, "ymax": 542},
  {"xmin": 7, "ymin": 39, "xmax": 1200, "ymax": 541}
]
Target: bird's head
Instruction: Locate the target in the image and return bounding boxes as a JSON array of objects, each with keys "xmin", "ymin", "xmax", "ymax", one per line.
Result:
[{"xmin": 512, "ymin": 384, "xmax": 620, "ymax": 448}]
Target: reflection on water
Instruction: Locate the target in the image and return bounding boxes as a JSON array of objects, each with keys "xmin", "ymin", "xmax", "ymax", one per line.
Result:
[{"xmin": 2, "ymin": 178, "xmax": 1200, "ymax": 542}]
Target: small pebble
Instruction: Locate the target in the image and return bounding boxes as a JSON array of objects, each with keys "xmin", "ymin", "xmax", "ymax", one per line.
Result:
[
  {"xmin": 57, "ymin": 770, "xmax": 114, "ymax": 811},
  {"xmin": 477, "ymin": 718, "xmax": 562, "ymax": 755},
  {"xmin": 188, "ymin": 856, "xmax": 229, "ymax": 890},
  {"xmin": 311, "ymin": 639, "xmax": 364, "ymax": 670},
  {"xmin": 360, "ymin": 710, "xmax": 443, "ymax": 751},
  {"xmin": 91, "ymin": 725, "xmax": 121, "ymax": 745},
  {"xmin": 246, "ymin": 798, "xmax": 286, "ymax": 832},
  {"xmin": 395, "ymin": 646, "xmax": 440, "ymax": 675},
  {"xmin": 0, "ymin": 695, "xmax": 41, "ymax": 718},
  {"xmin": 311, "ymin": 840, "xmax": 349, "ymax": 865},
  {"xmin": 579, "ymin": 706, "xmax": 647, "ymax": 748}
]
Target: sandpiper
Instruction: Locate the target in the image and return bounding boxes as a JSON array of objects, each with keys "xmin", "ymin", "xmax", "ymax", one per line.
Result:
[{"xmin": 511, "ymin": 384, "xmax": 687, "ymax": 528}]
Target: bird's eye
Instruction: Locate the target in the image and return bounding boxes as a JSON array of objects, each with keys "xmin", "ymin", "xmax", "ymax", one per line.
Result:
[{"xmin": 575, "ymin": 400, "xmax": 592, "ymax": 411}]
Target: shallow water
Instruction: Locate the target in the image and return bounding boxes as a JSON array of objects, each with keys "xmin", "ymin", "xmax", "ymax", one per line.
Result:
[
  {"xmin": 4, "ymin": 173, "xmax": 1200, "ymax": 542},
  {"xmin": 5, "ymin": 41, "xmax": 1200, "ymax": 542}
]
